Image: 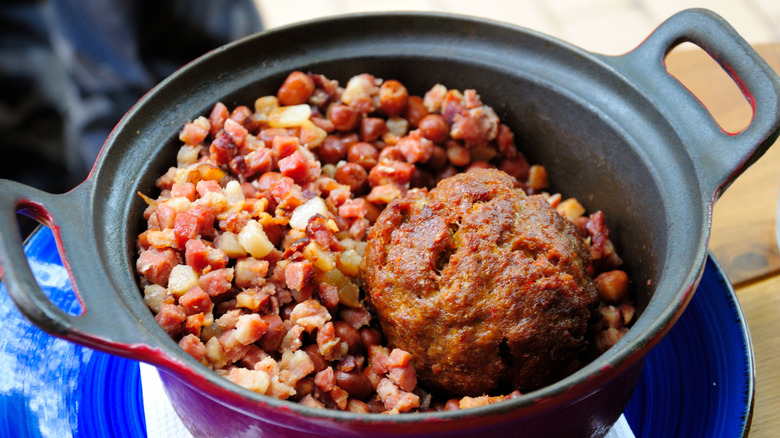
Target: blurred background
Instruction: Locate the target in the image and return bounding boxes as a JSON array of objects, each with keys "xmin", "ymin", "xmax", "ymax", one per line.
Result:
[{"xmin": 1, "ymin": 0, "xmax": 778, "ymax": 233}]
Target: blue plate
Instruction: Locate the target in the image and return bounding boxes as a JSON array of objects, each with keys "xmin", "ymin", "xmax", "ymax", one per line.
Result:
[{"xmin": 0, "ymin": 227, "xmax": 753, "ymax": 437}]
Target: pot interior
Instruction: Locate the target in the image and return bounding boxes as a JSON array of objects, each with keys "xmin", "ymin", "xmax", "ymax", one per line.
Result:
[{"xmin": 89, "ymin": 12, "xmax": 706, "ymax": 416}]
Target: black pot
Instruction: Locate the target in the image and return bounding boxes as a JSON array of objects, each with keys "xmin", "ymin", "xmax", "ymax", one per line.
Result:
[{"xmin": 1, "ymin": 8, "xmax": 778, "ymax": 438}]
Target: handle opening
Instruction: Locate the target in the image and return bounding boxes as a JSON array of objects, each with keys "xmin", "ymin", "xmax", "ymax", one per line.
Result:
[{"xmin": 665, "ymin": 41, "xmax": 753, "ymax": 135}]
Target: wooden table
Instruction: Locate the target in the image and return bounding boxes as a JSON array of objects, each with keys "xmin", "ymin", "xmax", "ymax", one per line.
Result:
[{"xmin": 665, "ymin": 43, "xmax": 780, "ymax": 437}]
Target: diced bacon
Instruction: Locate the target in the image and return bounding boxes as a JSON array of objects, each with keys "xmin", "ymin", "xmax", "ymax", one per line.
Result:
[
  {"xmin": 224, "ymin": 118, "xmax": 249, "ymax": 148},
  {"xmin": 314, "ymin": 367, "xmax": 336, "ymax": 392},
  {"xmin": 317, "ymin": 321, "xmax": 346, "ymax": 361},
  {"xmin": 278, "ymin": 349, "xmax": 316, "ymax": 387},
  {"xmin": 234, "ymin": 257, "xmax": 270, "ymax": 288},
  {"xmin": 348, "ymin": 218, "xmax": 370, "ymax": 241},
  {"xmin": 208, "ymin": 102, "xmax": 230, "ymax": 136},
  {"xmin": 272, "ymin": 135, "xmax": 300, "ymax": 159},
  {"xmin": 228, "ymin": 105, "xmax": 257, "ymax": 132},
  {"xmin": 368, "ymin": 345, "xmax": 392, "ymax": 374},
  {"xmin": 154, "ymin": 204, "xmax": 176, "ymax": 230},
  {"xmin": 210, "ymin": 130, "xmax": 238, "ymax": 165},
  {"xmin": 179, "ymin": 120, "xmax": 209, "ymax": 146},
  {"xmin": 388, "ymin": 364, "xmax": 417, "ymax": 392},
  {"xmin": 317, "ymin": 283, "xmax": 340, "ymax": 309},
  {"xmin": 285, "ymin": 261, "xmax": 314, "ymax": 302},
  {"xmin": 279, "ymin": 150, "xmax": 310, "ymax": 184},
  {"xmin": 185, "ymin": 238, "xmax": 210, "ymax": 272},
  {"xmin": 330, "ymin": 386, "xmax": 349, "ymax": 410},
  {"xmin": 376, "ymin": 378, "xmax": 420, "ymax": 413},
  {"xmin": 397, "ymin": 130, "xmax": 434, "ymax": 164},
  {"xmin": 599, "ymin": 305, "xmax": 623, "ymax": 329},
  {"xmin": 339, "ymin": 307, "xmax": 372, "ymax": 329},
  {"xmin": 137, "ymin": 247, "xmax": 180, "ymax": 286},
  {"xmin": 236, "ymin": 287, "xmax": 271, "ymax": 312},
  {"xmin": 305, "ymin": 216, "xmax": 340, "ymax": 251},
  {"xmin": 227, "ymin": 368, "xmax": 270, "ymax": 394},
  {"xmin": 216, "ymin": 309, "xmax": 242, "ymax": 330},
  {"xmin": 450, "ymin": 106, "xmax": 499, "ymax": 145},
  {"xmin": 326, "ymin": 186, "xmax": 351, "ymax": 208},
  {"xmin": 184, "ymin": 313, "xmax": 205, "ymax": 337},
  {"xmin": 338, "ymin": 198, "xmax": 368, "ymax": 219},
  {"xmin": 199, "ymin": 268, "xmax": 234, "ymax": 297},
  {"xmin": 179, "ymin": 334, "xmax": 206, "ymax": 362},
  {"xmin": 239, "ymin": 344, "xmax": 270, "ymax": 369},
  {"xmin": 219, "ymin": 330, "xmax": 252, "ymax": 363},
  {"xmin": 245, "ymin": 147, "xmax": 274, "ymax": 177},
  {"xmin": 155, "ymin": 303, "xmax": 186, "ymax": 336},
  {"xmin": 300, "ymin": 395, "xmax": 325, "ymax": 409},
  {"xmin": 179, "ymin": 286, "xmax": 212, "ymax": 315},
  {"xmin": 269, "ymin": 176, "xmax": 305, "ymax": 210},
  {"xmin": 173, "ymin": 205, "xmax": 217, "ymax": 249},
  {"xmin": 196, "ymin": 180, "xmax": 222, "ymax": 197},
  {"xmin": 280, "ymin": 323, "xmax": 305, "ymax": 352},
  {"xmin": 234, "ymin": 314, "xmax": 270, "ymax": 345},
  {"xmin": 290, "ymin": 299, "xmax": 331, "ymax": 332},
  {"xmin": 170, "ymin": 182, "xmax": 197, "ymax": 201}
]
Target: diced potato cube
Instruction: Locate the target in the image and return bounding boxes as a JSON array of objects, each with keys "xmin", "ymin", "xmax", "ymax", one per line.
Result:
[
  {"xmin": 223, "ymin": 180, "xmax": 245, "ymax": 204},
  {"xmin": 556, "ymin": 198, "xmax": 586, "ymax": 222},
  {"xmin": 177, "ymin": 145, "xmax": 201, "ymax": 166},
  {"xmin": 337, "ymin": 249, "xmax": 362, "ymax": 277},
  {"xmin": 168, "ymin": 264, "xmax": 199, "ymax": 296},
  {"xmin": 238, "ymin": 220, "xmax": 274, "ymax": 258},
  {"xmin": 303, "ymin": 241, "xmax": 335, "ymax": 272},
  {"xmin": 143, "ymin": 284, "xmax": 167, "ymax": 313},
  {"xmin": 254, "ymin": 95, "xmax": 279, "ymax": 120},
  {"xmin": 214, "ymin": 231, "xmax": 247, "ymax": 258},
  {"xmin": 268, "ymin": 104, "xmax": 311, "ymax": 128},
  {"xmin": 289, "ymin": 197, "xmax": 329, "ymax": 230},
  {"xmin": 338, "ymin": 281, "xmax": 361, "ymax": 308}
]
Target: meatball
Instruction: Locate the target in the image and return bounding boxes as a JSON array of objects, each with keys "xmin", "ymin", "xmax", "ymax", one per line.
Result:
[{"xmin": 360, "ymin": 168, "xmax": 599, "ymax": 396}]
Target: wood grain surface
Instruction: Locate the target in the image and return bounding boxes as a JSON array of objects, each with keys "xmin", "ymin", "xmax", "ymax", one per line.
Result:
[{"xmin": 666, "ymin": 43, "xmax": 780, "ymax": 437}]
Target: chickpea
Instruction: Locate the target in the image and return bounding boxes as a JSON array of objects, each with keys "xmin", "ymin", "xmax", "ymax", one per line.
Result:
[
  {"xmin": 379, "ymin": 79, "xmax": 409, "ymax": 117},
  {"xmin": 277, "ymin": 71, "xmax": 315, "ymax": 106},
  {"xmin": 328, "ymin": 103, "xmax": 359, "ymax": 131},
  {"xmin": 404, "ymin": 95, "xmax": 428, "ymax": 128},
  {"xmin": 318, "ymin": 136, "xmax": 348, "ymax": 164},
  {"xmin": 347, "ymin": 142, "xmax": 379, "ymax": 170},
  {"xmin": 335, "ymin": 163, "xmax": 369, "ymax": 193},
  {"xmin": 418, "ymin": 114, "xmax": 449, "ymax": 144}
]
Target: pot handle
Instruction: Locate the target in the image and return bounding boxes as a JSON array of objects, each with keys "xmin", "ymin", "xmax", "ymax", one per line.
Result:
[
  {"xmin": 0, "ymin": 179, "xmax": 163, "ymax": 359},
  {"xmin": 612, "ymin": 8, "xmax": 780, "ymax": 198}
]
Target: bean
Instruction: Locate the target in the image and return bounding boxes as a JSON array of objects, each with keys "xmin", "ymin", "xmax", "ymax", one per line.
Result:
[
  {"xmin": 595, "ymin": 270, "xmax": 629, "ymax": 304},
  {"xmin": 360, "ymin": 117, "xmax": 387, "ymax": 142},
  {"xmin": 335, "ymin": 163, "xmax": 369, "ymax": 193},
  {"xmin": 379, "ymin": 80, "xmax": 409, "ymax": 117},
  {"xmin": 465, "ymin": 161, "xmax": 491, "ymax": 172},
  {"xmin": 359, "ymin": 327, "xmax": 383, "ymax": 349},
  {"xmin": 335, "ymin": 370, "xmax": 374, "ymax": 399},
  {"xmin": 404, "ymin": 95, "xmax": 428, "ymax": 128},
  {"xmin": 446, "ymin": 142, "xmax": 471, "ymax": 167},
  {"xmin": 410, "ymin": 168, "xmax": 435, "ymax": 189},
  {"xmin": 334, "ymin": 321, "xmax": 364, "ymax": 355},
  {"xmin": 378, "ymin": 145, "xmax": 404, "ymax": 162},
  {"xmin": 347, "ymin": 142, "xmax": 379, "ymax": 170},
  {"xmin": 258, "ymin": 314, "xmax": 285, "ymax": 352},
  {"xmin": 425, "ymin": 145, "xmax": 448, "ymax": 171},
  {"xmin": 418, "ymin": 114, "xmax": 449, "ymax": 144},
  {"xmin": 277, "ymin": 71, "xmax": 315, "ymax": 106},
  {"xmin": 292, "ymin": 376, "xmax": 316, "ymax": 401},
  {"xmin": 328, "ymin": 103, "xmax": 359, "ymax": 131},
  {"xmin": 318, "ymin": 136, "xmax": 348, "ymax": 164},
  {"xmin": 303, "ymin": 344, "xmax": 329, "ymax": 373}
]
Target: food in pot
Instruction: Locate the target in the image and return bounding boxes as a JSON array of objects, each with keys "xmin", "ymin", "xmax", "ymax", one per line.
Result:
[
  {"xmin": 361, "ymin": 168, "xmax": 599, "ymax": 395},
  {"xmin": 135, "ymin": 71, "xmax": 634, "ymax": 413}
]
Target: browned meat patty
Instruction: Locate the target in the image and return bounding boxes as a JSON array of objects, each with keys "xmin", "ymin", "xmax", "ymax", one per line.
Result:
[{"xmin": 360, "ymin": 168, "xmax": 599, "ymax": 396}]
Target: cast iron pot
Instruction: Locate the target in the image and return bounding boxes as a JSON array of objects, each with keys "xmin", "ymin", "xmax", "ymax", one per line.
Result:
[{"xmin": 1, "ymin": 8, "xmax": 778, "ymax": 437}]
